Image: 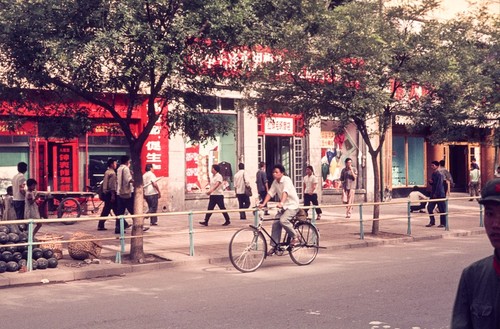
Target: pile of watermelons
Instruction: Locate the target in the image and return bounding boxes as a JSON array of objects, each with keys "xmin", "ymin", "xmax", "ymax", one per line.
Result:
[{"xmin": 0, "ymin": 225, "xmax": 58, "ymax": 273}]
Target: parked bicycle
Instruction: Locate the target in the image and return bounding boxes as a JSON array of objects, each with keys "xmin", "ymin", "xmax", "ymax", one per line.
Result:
[{"xmin": 229, "ymin": 208, "xmax": 320, "ymax": 273}]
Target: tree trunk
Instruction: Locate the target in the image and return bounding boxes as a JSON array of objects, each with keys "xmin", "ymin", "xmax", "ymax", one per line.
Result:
[
  {"xmin": 129, "ymin": 150, "xmax": 146, "ymax": 262},
  {"xmin": 369, "ymin": 149, "xmax": 381, "ymax": 235}
]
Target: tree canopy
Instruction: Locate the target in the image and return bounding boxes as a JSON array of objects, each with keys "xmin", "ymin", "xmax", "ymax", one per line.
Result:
[
  {"xmin": 242, "ymin": 0, "xmax": 499, "ymax": 233},
  {"xmin": 0, "ymin": 0, "xmax": 263, "ymax": 261}
]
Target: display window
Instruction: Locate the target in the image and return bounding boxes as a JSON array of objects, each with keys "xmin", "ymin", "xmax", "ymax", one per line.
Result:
[
  {"xmin": 320, "ymin": 121, "xmax": 358, "ymax": 190},
  {"xmin": 185, "ymin": 114, "xmax": 236, "ymax": 193},
  {"xmin": 392, "ymin": 136, "xmax": 425, "ymax": 187}
]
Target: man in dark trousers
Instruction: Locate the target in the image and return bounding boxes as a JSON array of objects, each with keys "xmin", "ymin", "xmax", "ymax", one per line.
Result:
[
  {"xmin": 426, "ymin": 160, "xmax": 446, "ymax": 228},
  {"xmin": 256, "ymin": 162, "xmax": 269, "ymax": 215},
  {"xmin": 12, "ymin": 162, "xmax": 28, "ymax": 220}
]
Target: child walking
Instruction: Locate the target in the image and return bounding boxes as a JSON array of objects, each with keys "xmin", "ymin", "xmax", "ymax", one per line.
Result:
[
  {"xmin": 24, "ymin": 179, "xmax": 42, "ymax": 236},
  {"xmin": 2, "ymin": 186, "xmax": 17, "ymax": 221}
]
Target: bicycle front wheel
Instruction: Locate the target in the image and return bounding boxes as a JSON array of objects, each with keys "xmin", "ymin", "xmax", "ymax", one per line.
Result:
[
  {"xmin": 290, "ymin": 222, "xmax": 319, "ymax": 266},
  {"xmin": 229, "ymin": 227, "xmax": 267, "ymax": 273}
]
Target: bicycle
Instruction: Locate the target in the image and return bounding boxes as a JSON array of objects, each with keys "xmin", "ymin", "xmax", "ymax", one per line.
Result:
[
  {"xmin": 84, "ymin": 181, "xmax": 104, "ymax": 215},
  {"xmin": 228, "ymin": 208, "xmax": 320, "ymax": 273}
]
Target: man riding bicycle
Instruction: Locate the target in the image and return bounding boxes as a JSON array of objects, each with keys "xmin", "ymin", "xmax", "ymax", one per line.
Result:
[{"xmin": 258, "ymin": 164, "xmax": 301, "ymax": 255}]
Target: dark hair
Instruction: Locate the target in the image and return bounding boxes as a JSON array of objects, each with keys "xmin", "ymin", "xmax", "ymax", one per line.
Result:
[
  {"xmin": 306, "ymin": 165, "xmax": 314, "ymax": 173},
  {"xmin": 120, "ymin": 155, "xmax": 130, "ymax": 165},
  {"xmin": 212, "ymin": 164, "xmax": 221, "ymax": 173},
  {"xmin": 345, "ymin": 158, "xmax": 352, "ymax": 164},
  {"xmin": 431, "ymin": 161, "xmax": 440, "ymax": 166},
  {"xmin": 238, "ymin": 163, "xmax": 245, "ymax": 170},
  {"xmin": 6, "ymin": 186, "xmax": 13, "ymax": 195},
  {"xmin": 273, "ymin": 164, "xmax": 286, "ymax": 174},
  {"xmin": 145, "ymin": 164, "xmax": 153, "ymax": 171},
  {"xmin": 439, "ymin": 160, "xmax": 445, "ymax": 167},
  {"xmin": 259, "ymin": 162, "xmax": 266, "ymax": 168},
  {"xmin": 412, "ymin": 185, "xmax": 420, "ymax": 191},
  {"xmin": 17, "ymin": 162, "xmax": 28, "ymax": 173},
  {"xmin": 107, "ymin": 158, "xmax": 117, "ymax": 168},
  {"xmin": 26, "ymin": 178, "xmax": 37, "ymax": 187}
]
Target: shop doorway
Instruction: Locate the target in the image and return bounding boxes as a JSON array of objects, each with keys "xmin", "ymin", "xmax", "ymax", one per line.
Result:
[
  {"xmin": 449, "ymin": 145, "xmax": 467, "ymax": 192},
  {"xmin": 33, "ymin": 139, "xmax": 79, "ymax": 192},
  {"xmin": 265, "ymin": 136, "xmax": 291, "ymax": 177},
  {"xmin": 263, "ymin": 136, "xmax": 304, "ymax": 198}
]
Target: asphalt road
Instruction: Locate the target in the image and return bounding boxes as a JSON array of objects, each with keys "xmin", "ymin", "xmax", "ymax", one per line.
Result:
[{"xmin": 0, "ymin": 234, "xmax": 492, "ymax": 329}]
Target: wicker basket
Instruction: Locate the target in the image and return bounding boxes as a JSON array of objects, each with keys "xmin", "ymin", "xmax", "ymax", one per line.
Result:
[
  {"xmin": 68, "ymin": 232, "xmax": 102, "ymax": 260},
  {"xmin": 38, "ymin": 233, "xmax": 64, "ymax": 260}
]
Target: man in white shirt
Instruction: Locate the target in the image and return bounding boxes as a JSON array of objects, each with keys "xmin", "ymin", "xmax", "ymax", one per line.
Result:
[
  {"xmin": 12, "ymin": 162, "xmax": 28, "ymax": 220},
  {"xmin": 143, "ymin": 164, "xmax": 161, "ymax": 225},
  {"xmin": 259, "ymin": 164, "xmax": 300, "ymax": 255},
  {"xmin": 199, "ymin": 164, "xmax": 231, "ymax": 226},
  {"xmin": 303, "ymin": 165, "xmax": 322, "ymax": 220},
  {"xmin": 116, "ymin": 155, "xmax": 133, "ymax": 233}
]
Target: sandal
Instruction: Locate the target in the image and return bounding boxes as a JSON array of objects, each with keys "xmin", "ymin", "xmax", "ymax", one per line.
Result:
[
  {"xmin": 290, "ymin": 237, "xmax": 301, "ymax": 247},
  {"xmin": 267, "ymin": 247, "xmax": 276, "ymax": 256}
]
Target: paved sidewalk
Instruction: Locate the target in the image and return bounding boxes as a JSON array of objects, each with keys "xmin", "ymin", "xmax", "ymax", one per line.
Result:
[{"xmin": 0, "ymin": 193, "xmax": 486, "ymax": 287}]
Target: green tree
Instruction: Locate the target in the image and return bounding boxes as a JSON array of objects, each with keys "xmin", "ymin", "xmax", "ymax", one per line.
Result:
[
  {"xmin": 244, "ymin": 0, "xmax": 498, "ymax": 234},
  {"xmin": 410, "ymin": 8, "xmax": 499, "ymax": 148},
  {"xmin": 0, "ymin": 0, "xmax": 256, "ymax": 261}
]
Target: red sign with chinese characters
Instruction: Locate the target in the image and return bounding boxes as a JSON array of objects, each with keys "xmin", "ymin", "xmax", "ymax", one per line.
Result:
[
  {"xmin": 141, "ymin": 102, "xmax": 169, "ymax": 178},
  {"xmin": 55, "ymin": 144, "xmax": 76, "ymax": 191}
]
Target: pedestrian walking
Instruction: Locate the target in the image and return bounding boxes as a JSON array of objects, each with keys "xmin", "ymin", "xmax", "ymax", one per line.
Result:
[
  {"xmin": 426, "ymin": 160, "xmax": 446, "ymax": 228},
  {"xmin": 97, "ymin": 158, "xmax": 117, "ymax": 231},
  {"xmin": 256, "ymin": 161, "xmax": 269, "ymax": 215},
  {"xmin": 143, "ymin": 164, "xmax": 161, "ymax": 226},
  {"xmin": 116, "ymin": 155, "xmax": 134, "ymax": 233},
  {"xmin": 439, "ymin": 160, "xmax": 454, "ymax": 196},
  {"xmin": 233, "ymin": 163, "xmax": 251, "ymax": 220},
  {"xmin": 340, "ymin": 158, "xmax": 357, "ymax": 218},
  {"xmin": 12, "ymin": 162, "xmax": 28, "ymax": 220},
  {"xmin": 303, "ymin": 165, "xmax": 322, "ymax": 220},
  {"xmin": 24, "ymin": 178, "xmax": 42, "ymax": 236},
  {"xmin": 199, "ymin": 164, "xmax": 231, "ymax": 226},
  {"xmin": 469, "ymin": 163, "xmax": 480, "ymax": 201}
]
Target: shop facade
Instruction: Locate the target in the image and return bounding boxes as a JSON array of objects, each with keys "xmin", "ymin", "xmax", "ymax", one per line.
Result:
[{"xmin": 0, "ymin": 95, "xmax": 169, "ymax": 199}]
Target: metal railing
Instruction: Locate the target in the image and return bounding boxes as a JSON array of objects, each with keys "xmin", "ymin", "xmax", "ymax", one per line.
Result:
[{"xmin": 0, "ymin": 195, "xmax": 483, "ymax": 271}]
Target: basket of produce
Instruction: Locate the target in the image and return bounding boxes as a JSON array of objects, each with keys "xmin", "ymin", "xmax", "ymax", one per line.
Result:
[
  {"xmin": 67, "ymin": 232, "xmax": 102, "ymax": 260},
  {"xmin": 37, "ymin": 233, "xmax": 64, "ymax": 260}
]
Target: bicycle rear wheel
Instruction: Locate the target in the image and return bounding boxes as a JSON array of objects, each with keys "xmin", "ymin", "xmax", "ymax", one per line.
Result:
[
  {"xmin": 229, "ymin": 227, "xmax": 267, "ymax": 273},
  {"xmin": 57, "ymin": 197, "xmax": 81, "ymax": 225},
  {"xmin": 290, "ymin": 222, "xmax": 319, "ymax": 266}
]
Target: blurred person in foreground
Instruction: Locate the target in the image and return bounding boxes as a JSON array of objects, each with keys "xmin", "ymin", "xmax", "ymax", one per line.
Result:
[{"xmin": 451, "ymin": 178, "xmax": 500, "ymax": 328}]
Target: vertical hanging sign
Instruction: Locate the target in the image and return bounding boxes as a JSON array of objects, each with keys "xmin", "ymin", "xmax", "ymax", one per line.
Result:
[
  {"xmin": 57, "ymin": 144, "xmax": 73, "ymax": 191},
  {"xmin": 141, "ymin": 102, "xmax": 169, "ymax": 177}
]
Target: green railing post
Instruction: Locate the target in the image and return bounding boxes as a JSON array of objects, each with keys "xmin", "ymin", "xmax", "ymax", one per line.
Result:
[
  {"xmin": 311, "ymin": 206, "xmax": 316, "ymax": 226},
  {"xmin": 115, "ymin": 216, "xmax": 126, "ymax": 263},
  {"xmin": 189, "ymin": 212, "xmax": 194, "ymax": 256},
  {"xmin": 445, "ymin": 198, "xmax": 449, "ymax": 231},
  {"xmin": 407, "ymin": 200, "xmax": 412, "ymax": 235},
  {"xmin": 359, "ymin": 203, "xmax": 364, "ymax": 240},
  {"xmin": 479, "ymin": 203, "xmax": 484, "ymax": 227},
  {"xmin": 27, "ymin": 220, "xmax": 34, "ymax": 272},
  {"xmin": 253, "ymin": 208, "xmax": 259, "ymax": 227}
]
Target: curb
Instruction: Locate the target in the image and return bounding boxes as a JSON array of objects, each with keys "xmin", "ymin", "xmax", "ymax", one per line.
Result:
[{"xmin": 0, "ymin": 228, "xmax": 487, "ymax": 288}]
